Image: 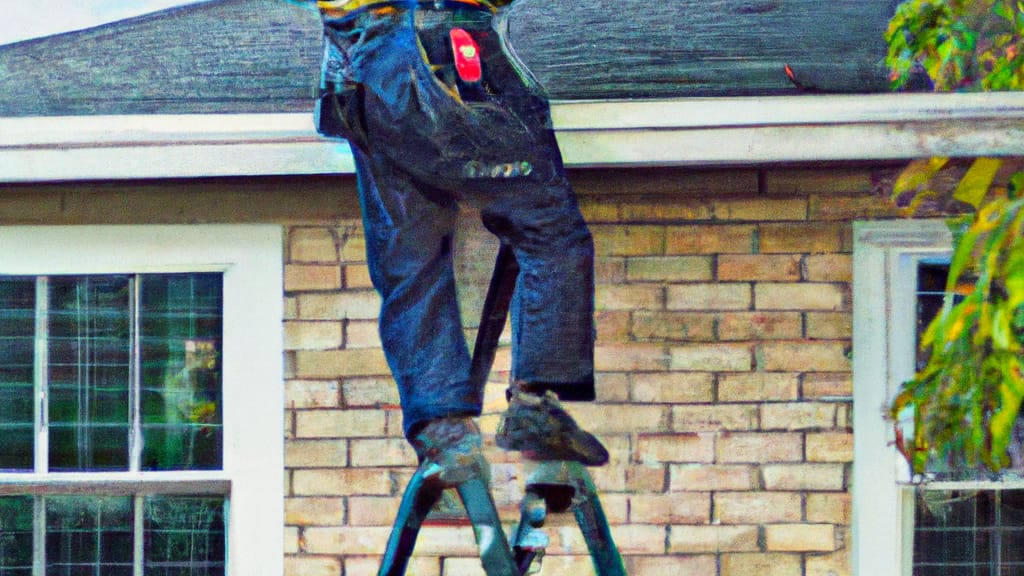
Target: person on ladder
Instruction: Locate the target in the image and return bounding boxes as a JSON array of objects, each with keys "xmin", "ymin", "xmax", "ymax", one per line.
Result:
[{"xmin": 314, "ymin": 0, "xmax": 608, "ymax": 487}]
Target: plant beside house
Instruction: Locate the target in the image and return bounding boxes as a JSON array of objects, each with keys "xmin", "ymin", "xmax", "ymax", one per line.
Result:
[{"xmin": 884, "ymin": 0, "xmax": 1024, "ymax": 476}]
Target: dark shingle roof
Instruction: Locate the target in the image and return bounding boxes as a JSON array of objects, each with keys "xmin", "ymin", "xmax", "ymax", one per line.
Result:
[{"xmin": 0, "ymin": 0, "xmax": 896, "ymax": 117}]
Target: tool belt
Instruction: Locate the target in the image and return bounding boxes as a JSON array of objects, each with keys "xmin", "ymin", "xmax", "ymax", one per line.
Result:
[{"xmin": 318, "ymin": 0, "xmax": 508, "ymax": 20}]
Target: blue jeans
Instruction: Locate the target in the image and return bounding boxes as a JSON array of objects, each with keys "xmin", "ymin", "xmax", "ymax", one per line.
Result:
[{"xmin": 317, "ymin": 2, "xmax": 595, "ymax": 438}]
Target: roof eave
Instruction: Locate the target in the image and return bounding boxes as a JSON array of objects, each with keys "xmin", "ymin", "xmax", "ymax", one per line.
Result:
[{"xmin": 1, "ymin": 93, "xmax": 1023, "ymax": 183}]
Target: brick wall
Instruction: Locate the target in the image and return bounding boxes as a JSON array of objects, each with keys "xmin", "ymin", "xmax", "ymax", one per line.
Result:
[{"xmin": 281, "ymin": 165, "xmax": 901, "ymax": 576}]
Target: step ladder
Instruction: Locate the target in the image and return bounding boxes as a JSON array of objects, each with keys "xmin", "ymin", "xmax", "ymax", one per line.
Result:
[{"xmin": 376, "ymin": 244, "xmax": 626, "ymax": 576}]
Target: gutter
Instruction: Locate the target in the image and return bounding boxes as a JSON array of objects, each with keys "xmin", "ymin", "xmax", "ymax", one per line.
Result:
[{"xmin": 1, "ymin": 93, "xmax": 1023, "ymax": 182}]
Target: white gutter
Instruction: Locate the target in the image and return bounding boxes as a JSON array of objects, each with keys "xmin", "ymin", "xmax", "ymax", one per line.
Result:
[{"xmin": 1, "ymin": 93, "xmax": 1023, "ymax": 182}]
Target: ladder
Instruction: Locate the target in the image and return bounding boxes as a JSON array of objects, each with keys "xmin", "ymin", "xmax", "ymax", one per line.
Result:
[{"xmin": 376, "ymin": 244, "xmax": 626, "ymax": 576}]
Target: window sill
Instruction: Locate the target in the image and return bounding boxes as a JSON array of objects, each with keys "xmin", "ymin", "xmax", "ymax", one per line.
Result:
[{"xmin": 0, "ymin": 93, "xmax": 1022, "ymax": 182}]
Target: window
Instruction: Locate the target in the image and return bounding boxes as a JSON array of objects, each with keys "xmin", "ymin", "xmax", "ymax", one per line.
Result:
[
  {"xmin": 0, "ymin": 226, "xmax": 283, "ymax": 576},
  {"xmin": 853, "ymin": 219, "xmax": 1024, "ymax": 576}
]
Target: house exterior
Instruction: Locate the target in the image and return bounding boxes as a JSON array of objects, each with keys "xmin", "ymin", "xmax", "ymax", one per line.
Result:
[{"xmin": 1, "ymin": 2, "xmax": 1023, "ymax": 576}]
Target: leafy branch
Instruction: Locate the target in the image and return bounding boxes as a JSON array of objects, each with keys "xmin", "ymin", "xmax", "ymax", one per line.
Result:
[{"xmin": 885, "ymin": 0, "xmax": 1024, "ymax": 477}]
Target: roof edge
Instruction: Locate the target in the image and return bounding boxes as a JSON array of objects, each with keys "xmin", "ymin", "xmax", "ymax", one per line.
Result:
[{"xmin": 2, "ymin": 94, "xmax": 1023, "ymax": 182}]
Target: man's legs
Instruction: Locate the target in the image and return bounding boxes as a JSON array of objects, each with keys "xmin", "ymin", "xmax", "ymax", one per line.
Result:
[{"xmin": 354, "ymin": 148, "xmax": 481, "ymax": 439}]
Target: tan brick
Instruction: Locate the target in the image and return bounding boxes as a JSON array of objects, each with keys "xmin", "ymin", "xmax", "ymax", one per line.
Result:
[
  {"xmin": 284, "ymin": 296, "xmax": 299, "ymax": 320},
  {"xmin": 290, "ymin": 228, "xmax": 337, "ymax": 263},
  {"xmin": 802, "ymin": 373, "xmax": 853, "ymax": 399},
  {"xmin": 595, "ymin": 344, "xmax": 669, "ymax": 372},
  {"xmin": 806, "ymin": 312, "xmax": 852, "ymax": 339},
  {"xmin": 714, "ymin": 492, "xmax": 802, "ymax": 524},
  {"xmin": 721, "ymin": 553, "xmax": 802, "ymax": 576},
  {"xmin": 807, "ymin": 493, "xmax": 852, "ymax": 525},
  {"xmin": 718, "ymin": 373, "xmax": 800, "ymax": 402},
  {"xmin": 669, "ymin": 525, "xmax": 760, "ymax": 553},
  {"xmin": 716, "ymin": 432, "xmax": 803, "ymax": 463},
  {"xmin": 284, "ymin": 497, "xmax": 345, "ymax": 526},
  {"xmin": 631, "ymin": 372, "xmax": 714, "ymax": 403},
  {"xmin": 718, "ymin": 254, "xmax": 802, "ymax": 281},
  {"xmin": 765, "ymin": 524, "xmax": 837, "ymax": 552},
  {"xmin": 284, "ymin": 556, "xmax": 342, "ymax": 576},
  {"xmin": 809, "ymin": 194, "xmax": 900, "ymax": 221},
  {"xmin": 345, "ymin": 263, "xmax": 374, "ymax": 289},
  {"xmin": 343, "ymin": 377, "xmax": 400, "ymax": 406},
  {"xmin": 715, "ymin": 198, "xmax": 807, "ymax": 221},
  {"xmin": 755, "ymin": 283, "xmax": 845, "ymax": 311},
  {"xmin": 285, "ymin": 380, "xmax": 340, "ymax": 409},
  {"xmin": 807, "ymin": 432, "xmax": 854, "ymax": 462},
  {"xmin": 625, "ymin": 464, "xmax": 667, "ymax": 492},
  {"xmin": 285, "ymin": 264, "xmax": 342, "ymax": 292},
  {"xmin": 620, "ymin": 199, "xmax": 713, "ymax": 221},
  {"xmin": 284, "ymin": 526, "xmax": 299, "ymax": 554},
  {"xmin": 670, "ymin": 344, "xmax": 752, "ymax": 371},
  {"xmin": 671, "ymin": 405, "xmax": 758, "ymax": 432},
  {"xmin": 297, "ymin": 291, "xmax": 381, "ymax": 320},
  {"xmin": 760, "ymin": 222, "xmax": 843, "ymax": 254},
  {"xmin": 284, "ymin": 321, "xmax": 343, "ymax": 351},
  {"xmin": 595, "ymin": 257, "xmax": 626, "ymax": 283},
  {"xmin": 414, "ymin": 526, "xmax": 489, "ymax": 556},
  {"xmin": 670, "ymin": 464, "xmax": 758, "ymax": 492},
  {"xmin": 292, "ymin": 469, "xmax": 393, "ymax": 496},
  {"xmin": 595, "ymin": 310, "xmax": 631, "ymax": 342},
  {"xmin": 595, "ymin": 284, "xmax": 664, "ymax": 310},
  {"xmin": 607, "ymin": 524, "xmax": 669, "ymax": 555},
  {"xmin": 667, "ymin": 225, "xmax": 756, "ymax": 254},
  {"xmin": 761, "ymin": 341, "xmax": 850, "ymax": 372},
  {"xmin": 625, "ymin": 256, "xmax": 712, "ymax": 282},
  {"xmin": 345, "ymin": 557, "xmax": 439, "ymax": 576},
  {"xmin": 591, "ymin": 225, "xmax": 665, "ymax": 256},
  {"xmin": 338, "ymin": 233, "xmax": 367, "ymax": 262},
  {"xmin": 295, "ymin": 409, "xmax": 387, "ymax": 438},
  {"xmin": 627, "ymin": 555, "xmax": 717, "ymax": 576},
  {"xmin": 295, "ymin": 348, "xmax": 390, "ymax": 378},
  {"xmin": 286, "ymin": 439, "xmax": 348, "ymax": 468},
  {"xmin": 348, "ymin": 496, "xmax": 402, "ymax": 526},
  {"xmin": 345, "ymin": 319, "xmax": 383, "ymax": 348},
  {"xmin": 636, "ymin": 433, "xmax": 715, "ymax": 463},
  {"xmin": 806, "ymin": 548, "xmax": 852, "ymax": 576},
  {"xmin": 303, "ymin": 526, "xmax": 393, "ymax": 554},
  {"xmin": 805, "ymin": 254, "xmax": 853, "ymax": 282},
  {"xmin": 762, "ymin": 464, "xmax": 846, "ymax": 491},
  {"xmin": 632, "ymin": 311, "xmax": 715, "ymax": 342},
  {"xmin": 350, "ymin": 438, "xmax": 417, "ymax": 467},
  {"xmin": 579, "ymin": 199, "xmax": 619, "ymax": 222},
  {"xmin": 764, "ymin": 167, "xmax": 878, "ymax": 195},
  {"xmin": 761, "ymin": 402, "xmax": 837, "ymax": 431},
  {"xmin": 595, "ymin": 372, "xmax": 631, "ymax": 402},
  {"xmin": 718, "ymin": 312, "xmax": 803, "ymax": 340},
  {"xmin": 667, "ymin": 283, "xmax": 751, "ymax": 310},
  {"xmin": 569, "ymin": 403, "xmax": 669, "ymax": 433},
  {"xmin": 630, "ymin": 493, "xmax": 711, "ymax": 524}
]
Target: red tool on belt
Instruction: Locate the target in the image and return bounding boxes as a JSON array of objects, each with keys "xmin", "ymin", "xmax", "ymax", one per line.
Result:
[{"xmin": 450, "ymin": 28, "xmax": 482, "ymax": 83}]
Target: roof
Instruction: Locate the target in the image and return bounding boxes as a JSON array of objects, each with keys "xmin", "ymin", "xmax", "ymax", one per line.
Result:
[{"xmin": 0, "ymin": 0, "xmax": 898, "ymax": 117}]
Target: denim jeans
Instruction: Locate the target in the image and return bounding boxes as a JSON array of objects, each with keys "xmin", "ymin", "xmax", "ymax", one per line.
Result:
[{"xmin": 316, "ymin": 2, "xmax": 595, "ymax": 438}]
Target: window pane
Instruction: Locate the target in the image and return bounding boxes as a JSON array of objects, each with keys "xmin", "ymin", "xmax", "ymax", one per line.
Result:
[
  {"xmin": 144, "ymin": 496, "xmax": 226, "ymax": 576},
  {"xmin": 45, "ymin": 496, "xmax": 133, "ymax": 576},
  {"xmin": 914, "ymin": 490, "xmax": 1024, "ymax": 575},
  {"xmin": 0, "ymin": 278, "xmax": 36, "ymax": 471},
  {"xmin": 0, "ymin": 496, "xmax": 33, "ymax": 576},
  {"xmin": 141, "ymin": 274, "xmax": 223, "ymax": 471},
  {"xmin": 48, "ymin": 277, "xmax": 131, "ymax": 471}
]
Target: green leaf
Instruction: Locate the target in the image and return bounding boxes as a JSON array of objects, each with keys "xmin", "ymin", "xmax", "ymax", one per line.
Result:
[{"xmin": 954, "ymin": 158, "xmax": 1003, "ymax": 208}]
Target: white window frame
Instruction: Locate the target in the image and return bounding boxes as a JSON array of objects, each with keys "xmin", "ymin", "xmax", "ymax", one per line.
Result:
[
  {"xmin": 0, "ymin": 224, "xmax": 284, "ymax": 576},
  {"xmin": 851, "ymin": 218, "xmax": 1024, "ymax": 575}
]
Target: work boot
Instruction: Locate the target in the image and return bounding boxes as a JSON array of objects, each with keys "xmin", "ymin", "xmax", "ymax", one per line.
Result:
[
  {"xmin": 409, "ymin": 417, "xmax": 489, "ymax": 487},
  {"xmin": 496, "ymin": 384, "xmax": 609, "ymax": 466}
]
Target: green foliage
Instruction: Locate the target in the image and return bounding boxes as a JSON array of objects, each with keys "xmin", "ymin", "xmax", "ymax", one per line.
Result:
[
  {"xmin": 887, "ymin": 2, "xmax": 1024, "ymax": 476},
  {"xmin": 886, "ymin": 0, "xmax": 1024, "ymax": 90}
]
